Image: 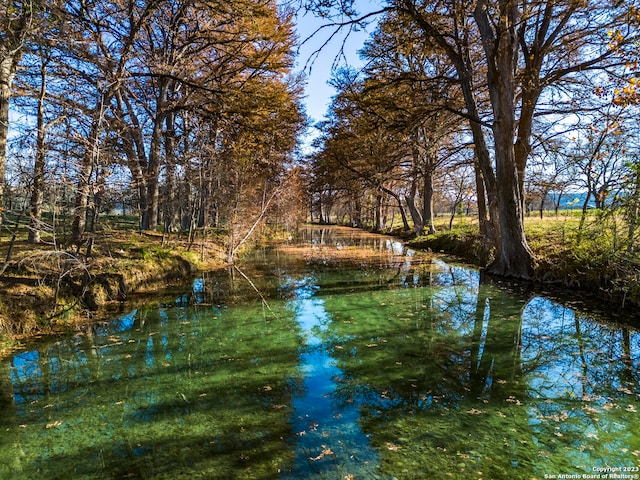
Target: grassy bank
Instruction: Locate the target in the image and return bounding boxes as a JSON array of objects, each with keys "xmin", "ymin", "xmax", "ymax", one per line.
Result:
[
  {"xmin": 3, "ymin": 212, "xmax": 639, "ymax": 356},
  {"xmin": 0, "ymin": 215, "xmax": 229, "ymax": 356},
  {"xmin": 407, "ymin": 211, "xmax": 640, "ymax": 308}
]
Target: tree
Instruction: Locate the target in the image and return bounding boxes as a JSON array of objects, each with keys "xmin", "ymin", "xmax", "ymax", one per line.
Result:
[
  {"xmin": 51, "ymin": 0, "xmax": 163, "ymax": 243},
  {"xmin": 358, "ymin": 13, "xmax": 465, "ymax": 235},
  {"xmin": 28, "ymin": 50, "xmax": 51, "ymax": 244},
  {"xmin": 309, "ymin": 69, "xmax": 413, "ymax": 231},
  {"xmin": 566, "ymin": 111, "xmax": 634, "ymax": 240},
  {"xmin": 220, "ymin": 75, "xmax": 305, "ymax": 261},
  {"xmin": 624, "ymin": 155, "xmax": 640, "ymax": 251},
  {"xmin": 524, "ymin": 140, "xmax": 576, "ymax": 219},
  {"xmin": 1, "ymin": 0, "xmax": 306, "ymax": 260},
  {"xmin": 305, "ymin": 0, "xmax": 638, "ymax": 278},
  {"xmin": 1, "ymin": 0, "xmax": 45, "ymax": 225}
]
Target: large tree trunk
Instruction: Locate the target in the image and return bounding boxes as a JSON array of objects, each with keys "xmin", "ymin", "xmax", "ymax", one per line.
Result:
[
  {"xmin": 143, "ymin": 114, "xmax": 163, "ymax": 231},
  {"xmin": 352, "ymin": 191, "xmax": 362, "ymax": 227},
  {"xmin": 406, "ymin": 147, "xmax": 424, "ymax": 235},
  {"xmin": 406, "ymin": 176, "xmax": 423, "ymax": 235},
  {"xmin": 142, "ymin": 77, "xmax": 171, "ymax": 231},
  {"xmin": 422, "ymin": 167, "xmax": 435, "ymax": 235},
  {"xmin": 457, "ymin": 68, "xmax": 501, "ymax": 249},
  {"xmin": 374, "ymin": 191, "xmax": 383, "ymax": 231},
  {"xmin": 474, "ymin": 158, "xmax": 496, "ymax": 247},
  {"xmin": 163, "ymin": 108, "xmax": 177, "ymax": 233},
  {"xmin": 476, "ymin": 0, "xmax": 534, "ymax": 279},
  {"xmin": 29, "ymin": 59, "xmax": 48, "ymax": 244},
  {"xmin": 0, "ymin": 55, "xmax": 17, "ymax": 226},
  {"xmin": 515, "ymin": 87, "xmax": 538, "ymax": 210},
  {"xmin": 400, "ymin": 0, "xmax": 500, "ymax": 247},
  {"xmin": 489, "ymin": 140, "xmax": 533, "ymax": 278},
  {"xmin": 145, "ymin": 79, "xmax": 174, "ymax": 231},
  {"xmin": 72, "ymin": 93, "xmax": 107, "ymax": 243},
  {"xmin": 115, "ymin": 90, "xmax": 149, "ymax": 231}
]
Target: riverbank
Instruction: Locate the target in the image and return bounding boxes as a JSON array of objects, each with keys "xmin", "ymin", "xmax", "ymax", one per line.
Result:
[
  {"xmin": 0, "ymin": 228, "xmax": 228, "ymax": 356},
  {"xmin": 4, "ymin": 224, "xmax": 637, "ymax": 480},
  {"xmin": 2, "ymin": 215, "xmax": 638, "ymax": 357},
  {"xmin": 406, "ymin": 213, "xmax": 640, "ymax": 309}
]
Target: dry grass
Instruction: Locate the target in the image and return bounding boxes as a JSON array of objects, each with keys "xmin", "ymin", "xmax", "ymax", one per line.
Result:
[
  {"xmin": 0, "ymin": 217, "xmax": 229, "ymax": 355},
  {"xmin": 410, "ymin": 211, "xmax": 640, "ymax": 306}
]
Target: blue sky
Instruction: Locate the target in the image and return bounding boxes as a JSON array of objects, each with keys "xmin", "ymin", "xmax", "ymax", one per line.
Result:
[{"xmin": 293, "ymin": 8, "xmax": 377, "ymax": 124}]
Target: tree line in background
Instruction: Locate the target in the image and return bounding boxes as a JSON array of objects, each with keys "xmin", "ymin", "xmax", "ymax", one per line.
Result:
[
  {"xmin": 305, "ymin": 0, "xmax": 640, "ymax": 279},
  {"xmin": 3, "ymin": 0, "xmax": 640, "ymax": 280},
  {"xmin": 1, "ymin": 0, "xmax": 307, "ymax": 262}
]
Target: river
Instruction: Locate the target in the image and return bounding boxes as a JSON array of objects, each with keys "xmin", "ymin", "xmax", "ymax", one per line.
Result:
[{"xmin": 0, "ymin": 226, "xmax": 638, "ymax": 479}]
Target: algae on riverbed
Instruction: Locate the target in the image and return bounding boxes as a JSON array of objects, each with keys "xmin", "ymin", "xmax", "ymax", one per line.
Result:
[{"xmin": 2, "ymin": 227, "xmax": 638, "ymax": 479}]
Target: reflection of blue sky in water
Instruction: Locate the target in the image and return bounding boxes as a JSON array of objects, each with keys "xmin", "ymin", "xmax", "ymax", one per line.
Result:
[
  {"xmin": 4, "ymin": 228, "xmax": 640, "ymax": 479},
  {"xmin": 282, "ymin": 278, "xmax": 381, "ymax": 479}
]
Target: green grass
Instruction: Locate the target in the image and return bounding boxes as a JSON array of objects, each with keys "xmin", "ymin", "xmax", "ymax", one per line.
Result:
[
  {"xmin": 0, "ymin": 211, "xmax": 230, "ymax": 353},
  {"xmin": 408, "ymin": 210, "xmax": 640, "ymax": 306}
]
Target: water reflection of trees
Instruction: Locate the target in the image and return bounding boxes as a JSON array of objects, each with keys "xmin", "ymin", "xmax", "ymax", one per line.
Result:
[
  {"xmin": 318, "ymin": 265, "xmax": 640, "ymax": 479},
  {"xmin": 194, "ymin": 245, "xmax": 438, "ymax": 310},
  {"xmin": 1, "ymin": 235, "xmax": 639, "ymax": 479},
  {"xmin": 1, "ymin": 301, "xmax": 304, "ymax": 479},
  {"xmin": 522, "ymin": 298, "xmax": 640, "ymax": 469}
]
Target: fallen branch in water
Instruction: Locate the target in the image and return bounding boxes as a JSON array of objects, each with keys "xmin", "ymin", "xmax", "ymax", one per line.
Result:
[{"xmin": 232, "ymin": 265, "xmax": 277, "ymax": 318}]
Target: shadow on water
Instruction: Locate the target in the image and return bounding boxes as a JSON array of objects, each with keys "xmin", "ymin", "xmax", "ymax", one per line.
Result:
[{"xmin": 1, "ymin": 226, "xmax": 639, "ymax": 479}]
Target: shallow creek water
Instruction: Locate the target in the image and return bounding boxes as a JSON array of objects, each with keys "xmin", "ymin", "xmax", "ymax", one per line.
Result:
[{"xmin": 0, "ymin": 226, "xmax": 639, "ymax": 479}]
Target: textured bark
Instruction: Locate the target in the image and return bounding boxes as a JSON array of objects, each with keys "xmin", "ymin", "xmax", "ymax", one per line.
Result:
[
  {"xmin": 476, "ymin": 0, "xmax": 533, "ymax": 279},
  {"xmin": 29, "ymin": 60, "xmax": 48, "ymax": 244},
  {"xmin": 405, "ymin": 189, "xmax": 422, "ymax": 235},
  {"xmin": 142, "ymin": 115, "xmax": 164, "ymax": 231},
  {"xmin": 143, "ymin": 78, "xmax": 169, "ymax": 231},
  {"xmin": 352, "ymin": 192, "xmax": 362, "ymax": 228},
  {"xmin": 474, "ymin": 158, "xmax": 495, "ymax": 246},
  {"xmin": 115, "ymin": 90, "xmax": 148, "ymax": 231},
  {"xmin": 422, "ymin": 168, "xmax": 435, "ymax": 235},
  {"xmin": 400, "ymin": 0, "xmax": 536, "ymax": 275},
  {"xmin": 456, "ymin": 64, "xmax": 501, "ymax": 247},
  {"xmin": 399, "ymin": 0, "xmax": 500, "ymax": 247},
  {"xmin": 374, "ymin": 191, "xmax": 383, "ymax": 231},
  {"xmin": 163, "ymin": 108, "xmax": 177, "ymax": 232},
  {"xmin": 0, "ymin": 56, "xmax": 16, "ymax": 225},
  {"xmin": 406, "ymin": 136, "xmax": 437, "ymax": 236},
  {"xmin": 406, "ymin": 149, "xmax": 424, "ymax": 235}
]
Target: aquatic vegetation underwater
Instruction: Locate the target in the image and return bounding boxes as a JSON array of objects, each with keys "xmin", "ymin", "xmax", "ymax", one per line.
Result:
[{"xmin": 0, "ymin": 228, "xmax": 638, "ymax": 479}]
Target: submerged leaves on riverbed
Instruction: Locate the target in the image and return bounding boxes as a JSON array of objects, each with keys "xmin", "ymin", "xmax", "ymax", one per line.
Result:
[{"xmin": 0, "ymin": 227, "xmax": 639, "ymax": 479}]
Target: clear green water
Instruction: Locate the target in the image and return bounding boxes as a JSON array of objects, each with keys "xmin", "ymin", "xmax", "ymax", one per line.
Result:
[{"xmin": 1, "ymin": 227, "xmax": 639, "ymax": 479}]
